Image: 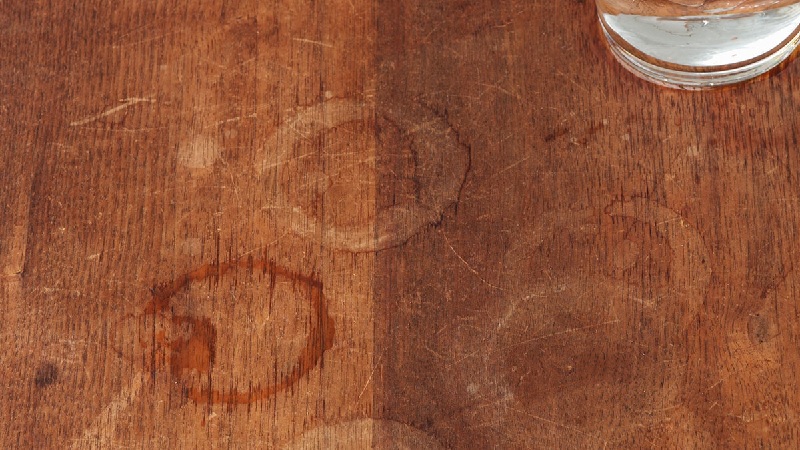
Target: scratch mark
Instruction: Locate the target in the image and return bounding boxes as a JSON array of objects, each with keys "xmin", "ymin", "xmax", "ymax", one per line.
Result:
[
  {"xmin": 440, "ymin": 229, "xmax": 504, "ymax": 291},
  {"xmin": 630, "ymin": 296, "xmax": 655, "ymax": 308},
  {"xmin": 358, "ymin": 354, "xmax": 382, "ymax": 400},
  {"xmin": 293, "ymin": 38, "xmax": 334, "ymax": 48},
  {"xmin": 638, "ymin": 404, "xmax": 682, "ymax": 415},
  {"xmin": 36, "ymin": 287, "xmax": 84, "ymax": 297},
  {"xmin": 1, "ymin": 225, "xmax": 28, "ymax": 277},
  {"xmin": 487, "ymin": 154, "xmax": 532, "ymax": 180},
  {"xmin": 424, "ymin": 343, "xmax": 445, "ymax": 359},
  {"xmin": 238, "ymin": 232, "xmax": 291, "ymax": 259},
  {"xmin": 654, "ymin": 216, "xmax": 684, "ymax": 227},
  {"xmin": 260, "ymin": 152, "xmax": 316, "ymax": 171},
  {"xmin": 1, "ymin": 170, "xmax": 31, "ymax": 277},
  {"xmin": 287, "ymin": 121, "xmax": 312, "ymax": 139},
  {"xmin": 109, "ymin": 22, "xmax": 155, "ymax": 43},
  {"xmin": 705, "ymin": 379, "xmax": 724, "ymax": 392},
  {"xmin": 210, "ymin": 112, "xmax": 258, "ymax": 127},
  {"xmin": 73, "ymin": 126, "xmax": 168, "ymax": 133},
  {"xmin": 69, "ymin": 98, "xmax": 156, "ymax": 127},
  {"xmin": 474, "ymin": 82, "xmax": 522, "ymax": 101},
  {"xmin": 504, "ymin": 319, "xmax": 621, "ymax": 351},
  {"xmin": 727, "ymin": 412, "xmax": 755, "ymax": 423},
  {"xmin": 445, "ymin": 324, "xmax": 512, "ymax": 369},
  {"xmin": 112, "ymin": 32, "xmax": 175, "ymax": 49},
  {"xmin": 73, "ymin": 375, "xmax": 143, "ymax": 449}
]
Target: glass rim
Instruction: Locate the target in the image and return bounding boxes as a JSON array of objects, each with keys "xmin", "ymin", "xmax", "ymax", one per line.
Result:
[{"xmin": 597, "ymin": 13, "xmax": 800, "ymax": 74}]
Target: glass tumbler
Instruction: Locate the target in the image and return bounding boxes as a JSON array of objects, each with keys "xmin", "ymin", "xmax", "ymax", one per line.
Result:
[{"xmin": 597, "ymin": 0, "xmax": 800, "ymax": 88}]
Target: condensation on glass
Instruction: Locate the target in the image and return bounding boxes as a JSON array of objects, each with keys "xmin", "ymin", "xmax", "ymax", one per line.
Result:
[{"xmin": 597, "ymin": 0, "xmax": 800, "ymax": 89}]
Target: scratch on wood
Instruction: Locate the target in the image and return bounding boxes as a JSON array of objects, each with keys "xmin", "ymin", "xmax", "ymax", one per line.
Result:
[
  {"xmin": 1, "ymin": 225, "xmax": 28, "ymax": 277},
  {"xmin": 474, "ymin": 82, "xmax": 522, "ymax": 101},
  {"xmin": 424, "ymin": 343, "xmax": 445, "ymax": 359},
  {"xmin": 112, "ymin": 32, "xmax": 175, "ymax": 49},
  {"xmin": 69, "ymin": 97, "xmax": 156, "ymax": 127},
  {"xmin": 440, "ymin": 229, "xmax": 504, "ymax": 291},
  {"xmin": 630, "ymin": 296, "xmax": 655, "ymax": 308},
  {"xmin": 73, "ymin": 126, "xmax": 168, "ymax": 133},
  {"xmin": 36, "ymin": 286, "xmax": 84, "ymax": 297},
  {"xmin": 503, "ymin": 319, "xmax": 621, "ymax": 351},
  {"xmin": 293, "ymin": 38, "xmax": 334, "ymax": 48},
  {"xmin": 210, "ymin": 112, "xmax": 258, "ymax": 127},
  {"xmin": 72, "ymin": 375, "xmax": 143, "ymax": 449},
  {"xmin": 357, "ymin": 354, "xmax": 381, "ymax": 400},
  {"xmin": 0, "ymin": 277, "xmax": 22, "ymax": 329},
  {"xmin": 487, "ymin": 154, "xmax": 533, "ymax": 180},
  {"xmin": 445, "ymin": 332, "xmax": 502, "ymax": 369},
  {"xmin": 704, "ymin": 379, "xmax": 724, "ymax": 392},
  {"xmin": 260, "ymin": 151, "xmax": 317, "ymax": 171},
  {"xmin": 637, "ymin": 403, "xmax": 682, "ymax": 415}
]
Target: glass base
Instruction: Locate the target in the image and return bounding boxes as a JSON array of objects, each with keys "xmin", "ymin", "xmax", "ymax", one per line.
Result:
[{"xmin": 600, "ymin": 19, "xmax": 800, "ymax": 90}]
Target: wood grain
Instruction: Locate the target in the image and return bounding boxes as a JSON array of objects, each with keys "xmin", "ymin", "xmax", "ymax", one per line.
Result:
[{"xmin": 2, "ymin": 0, "xmax": 800, "ymax": 448}]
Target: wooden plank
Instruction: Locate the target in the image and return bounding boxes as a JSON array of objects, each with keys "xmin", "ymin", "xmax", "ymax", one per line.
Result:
[
  {"xmin": 373, "ymin": 1, "xmax": 800, "ymax": 448},
  {"xmin": 1, "ymin": 1, "xmax": 377, "ymax": 448}
]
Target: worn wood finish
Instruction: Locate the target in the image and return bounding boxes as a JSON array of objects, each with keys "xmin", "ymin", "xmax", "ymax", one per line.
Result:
[{"xmin": 2, "ymin": 0, "xmax": 800, "ymax": 448}]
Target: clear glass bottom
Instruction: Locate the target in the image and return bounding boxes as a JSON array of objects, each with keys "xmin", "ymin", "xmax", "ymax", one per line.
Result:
[{"xmin": 599, "ymin": 4, "xmax": 800, "ymax": 89}]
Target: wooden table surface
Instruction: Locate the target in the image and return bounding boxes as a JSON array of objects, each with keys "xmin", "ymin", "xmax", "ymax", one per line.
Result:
[{"xmin": 2, "ymin": 1, "xmax": 800, "ymax": 448}]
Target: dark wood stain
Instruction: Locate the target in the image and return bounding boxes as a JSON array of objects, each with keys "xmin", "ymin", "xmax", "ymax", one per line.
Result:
[
  {"xmin": 33, "ymin": 363, "xmax": 58, "ymax": 389},
  {"xmin": 748, "ymin": 313, "xmax": 772, "ymax": 345},
  {"xmin": 544, "ymin": 127, "xmax": 570, "ymax": 142}
]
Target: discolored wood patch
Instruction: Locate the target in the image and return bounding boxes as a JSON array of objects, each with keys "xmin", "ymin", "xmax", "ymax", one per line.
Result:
[{"xmin": 34, "ymin": 362, "xmax": 58, "ymax": 389}]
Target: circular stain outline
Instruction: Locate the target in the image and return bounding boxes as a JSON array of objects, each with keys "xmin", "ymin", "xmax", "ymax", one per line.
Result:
[
  {"xmin": 257, "ymin": 98, "xmax": 470, "ymax": 252},
  {"xmin": 507, "ymin": 198, "xmax": 712, "ymax": 308},
  {"xmin": 493, "ymin": 198, "xmax": 713, "ymax": 439},
  {"xmin": 131, "ymin": 256, "xmax": 335, "ymax": 405}
]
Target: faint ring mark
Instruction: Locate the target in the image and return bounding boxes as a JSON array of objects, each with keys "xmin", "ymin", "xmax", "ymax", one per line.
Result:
[
  {"xmin": 257, "ymin": 98, "xmax": 470, "ymax": 252},
  {"xmin": 492, "ymin": 198, "xmax": 713, "ymax": 438},
  {"xmin": 604, "ymin": 197, "xmax": 712, "ymax": 312},
  {"xmin": 513, "ymin": 198, "xmax": 712, "ymax": 305}
]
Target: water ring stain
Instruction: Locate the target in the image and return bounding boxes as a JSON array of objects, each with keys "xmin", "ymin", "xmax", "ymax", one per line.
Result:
[{"xmin": 123, "ymin": 256, "xmax": 335, "ymax": 406}]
